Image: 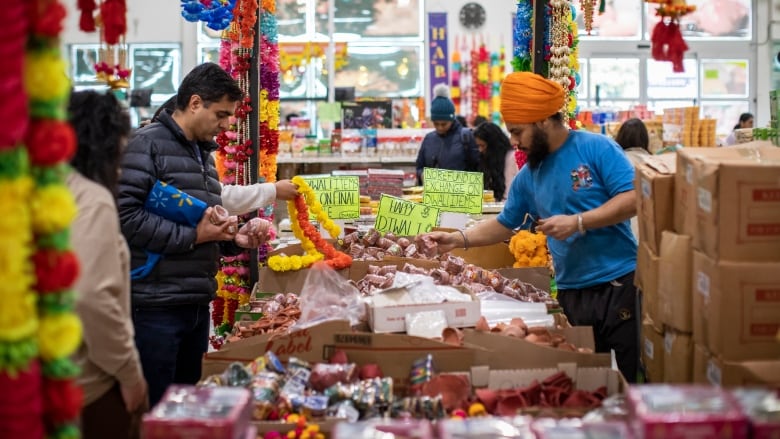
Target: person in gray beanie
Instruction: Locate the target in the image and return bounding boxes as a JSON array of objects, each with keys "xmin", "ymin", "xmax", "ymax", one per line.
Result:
[{"xmin": 415, "ymin": 84, "xmax": 480, "ymax": 184}]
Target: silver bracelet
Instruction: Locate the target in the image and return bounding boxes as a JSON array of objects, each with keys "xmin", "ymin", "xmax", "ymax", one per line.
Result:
[{"xmin": 456, "ymin": 229, "xmax": 469, "ymax": 250}]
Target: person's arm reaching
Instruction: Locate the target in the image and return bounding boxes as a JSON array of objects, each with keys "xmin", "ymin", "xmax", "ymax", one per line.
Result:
[
  {"xmin": 221, "ymin": 179, "xmax": 299, "ymax": 216},
  {"xmin": 420, "ymin": 217, "xmax": 515, "ymax": 253}
]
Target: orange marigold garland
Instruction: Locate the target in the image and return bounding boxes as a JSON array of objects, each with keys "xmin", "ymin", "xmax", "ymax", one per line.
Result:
[{"xmin": 268, "ymin": 177, "xmax": 352, "ymax": 272}]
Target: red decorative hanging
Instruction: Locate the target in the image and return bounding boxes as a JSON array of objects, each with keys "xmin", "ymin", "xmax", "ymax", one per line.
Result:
[{"xmin": 646, "ymin": 0, "xmax": 695, "ymax": 73}]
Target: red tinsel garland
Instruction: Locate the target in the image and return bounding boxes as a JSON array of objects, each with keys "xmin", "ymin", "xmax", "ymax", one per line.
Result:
[
  {"xmin": 78, "ymin": 0, "xmax": 97, "ymax": 32},
  {"xmin": 99, "ymin": 0, "xmax": 127, "ymax": 45}
]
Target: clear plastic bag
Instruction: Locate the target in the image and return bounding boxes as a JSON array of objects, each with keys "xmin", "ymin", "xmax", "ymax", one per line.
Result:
[
  {"xmin": 477, "ymin": 291, "xmax": 553, "ymax": 328},
  {"xmin": 290, "ymin": 262, "xmax": 366, "ymax": 331}
]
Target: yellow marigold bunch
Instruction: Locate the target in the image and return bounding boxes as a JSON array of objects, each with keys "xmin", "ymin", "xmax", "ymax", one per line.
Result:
[{"xmin": 509, "ymin": 230, "xmax": 551, "ymax": 268}]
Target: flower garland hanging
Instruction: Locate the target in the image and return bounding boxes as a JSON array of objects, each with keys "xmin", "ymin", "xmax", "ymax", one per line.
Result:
[
  {"xmin": 78, "ymin": 0, "xmax": 131, "ymax": 89},
  {"xmin": 212, "ymin": 0, "xmax": 259, "ymax": 334},
  {"xmin": 451, "ymin": 36, "xmax": 462, "ymax": 116},
  {"xmin": 181, "ymin": 0, "xmax": 238, "ymax": 31},
  {"xmin": 469, "ymin": 37, "xmax": 479, "ymax": 120},
  {"xmin": 257, "ymin": 0, "xmax": 281, "ymax": 273},
  {"xmin": 489, "ymin": 46, "xmax": 504, "ymax": 123},
  {"xmin": 647, "ymin": 0, "xmax": 695, "ymax": 73},
  {"xmin": 567, "ymin": 6, "xmax": 580, "ymax": 129},
  {"xmin": 548, "ymin": 0, "xmax": 573, "ymax": 122},
  {"xmin": 476, "ymin": 42, "xmax": 490, "ymax": 119},
  {"xmin": 512, "ymin": 0, "xmax": 533, "ymax": 73},
  {"xmin": 268, "ymin": 177, "xmax": 352, "ymax": 272},
  {"xmin": 0, "ymin": 1, "xmax": 85, "ymax": 438}
]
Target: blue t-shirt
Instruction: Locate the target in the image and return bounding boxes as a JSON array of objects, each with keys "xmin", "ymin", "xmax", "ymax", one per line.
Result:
[{"xmin": 497, "ymin": 130, "xmax": 637, "ymax": 289}]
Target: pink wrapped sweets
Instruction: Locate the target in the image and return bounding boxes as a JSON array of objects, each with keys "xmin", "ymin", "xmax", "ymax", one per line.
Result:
[{"xmin": 142, "ymin": 385, "xmax": 252, "ymax": 439}]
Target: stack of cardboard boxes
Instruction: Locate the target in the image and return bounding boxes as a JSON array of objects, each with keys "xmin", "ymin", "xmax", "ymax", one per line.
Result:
[{"xmin": 635, "ymin": 143, "xmax": 780, "ymax": 386}]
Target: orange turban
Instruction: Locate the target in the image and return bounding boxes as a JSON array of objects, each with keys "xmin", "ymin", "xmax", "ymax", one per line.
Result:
[{"xmin": 500, "ymin": 72, "xmax": 566, "ymax": 124}]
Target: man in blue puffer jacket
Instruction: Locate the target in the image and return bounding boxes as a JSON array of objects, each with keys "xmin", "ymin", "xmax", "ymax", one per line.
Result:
[
  {"xmin": 415, "ymin": 84, "xmax": 480, "ymax": 184},
  {"xmin": 117, "ymin": 63, "xmax": 245, "ymax": 407}
]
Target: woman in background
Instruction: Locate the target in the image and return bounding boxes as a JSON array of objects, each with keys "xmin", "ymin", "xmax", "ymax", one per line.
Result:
[
  {"xmin": 473, "ymin": 122, "xmax": 518, "ymax": 202},
  {"xmin": 614, "ymin": 118, "xmax": 651, "ymax": 166},
  {"xmin": 724, "ymin": 112, "xmax": 753, "ymax": 146},
  {"xmin": 67, "ymin": 91, "xmax": 147, "ymax": 438}
]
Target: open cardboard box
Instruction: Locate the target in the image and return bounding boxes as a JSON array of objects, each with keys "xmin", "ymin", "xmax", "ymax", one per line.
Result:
[
  {"xmin": 467, "ymin": 363, "xmax": 626, "ymax": 417},
  {"xmin": 367, "ymin": 284, "xmax": 481, "ymax": 333},
  {"xmin": 253, "ymin": 418, "xmax": 345, "ymax": 436},
  {"xmin": 328, "ymin": 331, "xmax": 484, "ymax": 393},
  {"xmin": 201, "ymin": 320, "xmax": 352, "ymax": 379},
  {"xmin": 462, "ymin": 325, "xmax": 612, "ymax": 370}
]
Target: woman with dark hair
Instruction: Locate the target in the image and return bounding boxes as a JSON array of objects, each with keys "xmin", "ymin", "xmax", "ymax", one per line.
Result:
[
  {"xmin": 614, "ymin": 118, "xmax": 651, "ymax": 166},
  {"xmin": 67, "ymin": 91, "xmax": 147, "ymax": 438},
  {"xmin": 473, "ymin": 122, "xmax": 518, "ymax": 202},
  {"xmin": 724, "ymin": 112, "xmax": 753, "ymax": 146}
]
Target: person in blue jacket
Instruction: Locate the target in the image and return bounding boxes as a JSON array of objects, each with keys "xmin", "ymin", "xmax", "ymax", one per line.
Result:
[
  {"xmin": 415, "ymin": 84, "xmax": 480, "ymax": 184},
  {"xmin": 422, "ymin": 72, "xmax": 640, "ymax": 382}
]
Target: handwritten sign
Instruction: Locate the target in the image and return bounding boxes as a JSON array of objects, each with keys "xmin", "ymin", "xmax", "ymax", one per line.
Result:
[
  {"xmin": 422, "ymin": 168, "xmax": 483, "ymax": 214},
  {"xmin": 374, "ymin": 195, "xmax": 439, "ymax": 236},
  {"xmin": 302, "ymin": 176, "xmax": 360, "ymax": 219}
]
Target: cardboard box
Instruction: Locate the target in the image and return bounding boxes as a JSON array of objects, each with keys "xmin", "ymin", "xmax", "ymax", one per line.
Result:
[
  {"xmin": 253, "ymin": 418, "xmax": 344, "ymax": 437},
  {"xmin": 673, "ymin": 143, "xmax": 780, "ymax": 259},
  {"xmin": 367, "ymin": 287, "xmax": 480, "ymax": 333},
  {"xmin": 641, "ymin": 318, "xmax": 665, "ymax": 383},
  {"xmin": 636, "ymin": 241, "xmax": 662, "ymax": 327},
  {"xmin": 201, "ymin": 320, "xmax": 352, "ymax": 379},
  {"xmin": 692, "ymin": 251, "xmax": 780, "ymax": 361},
  {"xmin": 485, "ymin": 364, "xmax": 626, "ymax": 396},
  {"xmin": 635, "ymin": 154, "xmax": 676, "ymax": 254},
  {"xmin": 694, "ymin": 344, "xmax": 780, "ymax": 387},
  {"xmin": 462, "ymin": 326, "xmax": 612, "ymax": 370},
  {"xmin": 674, "ymin": 143, "xmax": 773, "ymax": 236},
  {"xmin": 692, "ymin": 144, "xmax": 780, "ymax": 261},
  {"xmin": 663, "ymin": 329, "xmax": 693, "ymax": 384},
  {"xmin": 658, "ymin": 231, "xmax": 693, "ymax": 332},
  {"xmin": 450, "ymin": 242, "xmax": 516, "ymax": 269},
  {"xmin": 328, "ymin": 331, "xmax": 481, "ymax": 392}
]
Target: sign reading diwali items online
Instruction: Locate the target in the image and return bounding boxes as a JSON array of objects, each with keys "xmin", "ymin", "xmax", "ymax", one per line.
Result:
[
  {"xmin": 302, "ymin": 176, "xmax": 360, "ymax": 219},
  {"xmin": 422, "ymin": 168, "xmax": 484, "ymax": 214}
]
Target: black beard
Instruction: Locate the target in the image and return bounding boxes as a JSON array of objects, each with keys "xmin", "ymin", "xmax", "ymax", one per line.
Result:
[{"xmin": 526, "ymin": 126, "xmax": 551, "ymax": 169}]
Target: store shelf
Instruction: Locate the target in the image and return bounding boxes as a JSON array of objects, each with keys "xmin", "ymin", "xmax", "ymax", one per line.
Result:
[{"xmin": 276, "ymin": 155, "xmax": 417, "ymax": 164}]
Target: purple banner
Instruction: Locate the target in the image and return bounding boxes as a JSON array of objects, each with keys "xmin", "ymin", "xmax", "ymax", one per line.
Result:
[{"xmin": 428, "ymin": 12, "xmax": 449, "ymax": 98}]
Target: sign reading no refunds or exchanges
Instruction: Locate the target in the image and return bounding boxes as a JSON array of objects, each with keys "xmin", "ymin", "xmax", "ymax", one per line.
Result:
[
  {"xmin": 374, "ymin": 195, "xmax": 440, "ymax": 236},
  {"xmin": 422, "ymin": 168, "xmax": 483, "ymax": 214},
  {"xmin": 302, "ymin": 176, "xmax": 360, "ymax": 219}
]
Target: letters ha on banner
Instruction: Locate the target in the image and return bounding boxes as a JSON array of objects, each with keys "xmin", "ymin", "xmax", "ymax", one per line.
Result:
[
  {"xmin": 374, "ymin": 194, "xmax": 440, "ymax": 236},
  {"xmin": 422, "ymin": 167, "xmax": 484, "ymax": 214},
  {"xmin": 302, "ymin": 175, "xmax": 361, "ymax": 219}
]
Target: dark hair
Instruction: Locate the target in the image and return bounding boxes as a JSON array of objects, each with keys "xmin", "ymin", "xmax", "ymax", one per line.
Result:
[
  {"xmin": 455, "ymin": 115, "xmax": 467, "ymax": 127},
  {"xmin": 473, "ymin": 122, "xmax": 513, "ymax": 201},
  {"xmin": 152, "ymin": 94, "xmax": 178, "ymax": 121},
  {"xmin": 614, "ymin": 118, "xmax": 649, "ymax": 151},
  {"xmin": 68, "ymin": 91, "xmax": 131, "ymax": 194},
  {"xmin": 472, "ymin": 115, "xmax": 488, "ymax": 127},
  {"xmin": 285, "ymin": 112, "xmax": 300, "ymax": 124},
  {"xmin": 733, "ymin": 112, "xmax": 753, "ymax": 131},
  {"xmin": 175, "ymin": 63, "xmax": 243, "ymax": 110}
]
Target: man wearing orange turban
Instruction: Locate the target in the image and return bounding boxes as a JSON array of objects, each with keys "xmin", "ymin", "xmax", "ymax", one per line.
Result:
[{"xmin": 421, "ymin": 72, "xmax": 641, "ymax": 383}]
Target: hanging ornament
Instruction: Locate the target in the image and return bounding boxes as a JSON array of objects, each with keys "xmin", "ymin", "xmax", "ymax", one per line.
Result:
[{"xmin": 646, "ymin": 0, "xmax": 695, "ymax": 73}]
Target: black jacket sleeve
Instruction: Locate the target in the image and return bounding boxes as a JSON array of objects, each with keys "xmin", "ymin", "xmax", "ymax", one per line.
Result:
[{"xmin": 117, "ymin": 134, "xmax": 199, "ymax": 255}]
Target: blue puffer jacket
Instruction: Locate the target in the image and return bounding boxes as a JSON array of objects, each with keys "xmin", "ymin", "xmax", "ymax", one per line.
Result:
[
  {"xmin": 415, "ymin": 120, "xmax": 480, "ymax": 183},
  {"xmin": 117, "ymin": 111, "xmax": 231, "ymax": 307}
]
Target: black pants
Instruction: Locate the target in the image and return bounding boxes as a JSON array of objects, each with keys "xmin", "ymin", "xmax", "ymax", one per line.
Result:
[
  {"xmin": 558, "ymin": 271, "xmax": 640, "ymax": 383},
  {"xmin": 132, "ymin": 304, "xmax": 210, "ymax": 408}
]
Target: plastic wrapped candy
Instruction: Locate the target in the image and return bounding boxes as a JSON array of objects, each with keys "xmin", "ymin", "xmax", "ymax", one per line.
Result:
[
  {"xmin": 409, "ymin": 354, "xmax": 435, "ymax": 393},
  {"xmin": 333, "ymin": 419, "xmax": 434, "ymax": 439},
  {"xmin": 309, "ymin": 362, "xmax": 358, "ymax": 392},
  {"xmin": 438, "ymin": 416, "xmax": 535, "ymax": 439},
  {"xmin": 391, "ymin": 395, "xmax": 445, "ymax": 420},
  {"xmin": 280, "ymin": 358, "xmax": 311, "ymax": 399},
  {"xmin": 249, "ymin": 371, "xmax": 284, "ymax": 420},
  {"xmin": 325, "ymin": 377, "xmax": 394, "ymax": 416}
]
